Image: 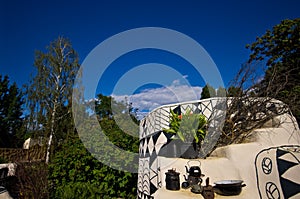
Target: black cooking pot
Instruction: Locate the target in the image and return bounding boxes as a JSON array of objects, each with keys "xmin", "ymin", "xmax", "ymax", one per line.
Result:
[
  {"xmin": 213, "ymin": 180, "xmax": 246, "ymax": 196},
  {"xmin": 165, "ymin": 169, "xmax": 180, "ymax": 190}
]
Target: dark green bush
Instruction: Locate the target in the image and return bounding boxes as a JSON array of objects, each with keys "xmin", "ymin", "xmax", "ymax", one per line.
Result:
[
  {"xmin": 48, "ymin": 136, "xmax": 137, "ymax": 199},
  {"xmin": 0, "ymin": 157, "xmax": 7, "ymax": 164}
]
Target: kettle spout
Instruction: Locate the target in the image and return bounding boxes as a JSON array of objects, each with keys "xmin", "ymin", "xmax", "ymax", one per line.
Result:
[
  {"xmin": 183, "ymin": 174, "xmax": 188, "ymax": 181},
  {"xmin": 185, "ymin": 166, "xmax": 189, "ymax": 173}
]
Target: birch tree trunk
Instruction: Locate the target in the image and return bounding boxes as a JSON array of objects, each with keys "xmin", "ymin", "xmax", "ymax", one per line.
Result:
[
  {"xmin": 26, "ymin": 37, "xmax": 80, "ymax": 163},
  {"xmin": 46, "ymin": 102, "xmax": 56, "ymax": 164}
]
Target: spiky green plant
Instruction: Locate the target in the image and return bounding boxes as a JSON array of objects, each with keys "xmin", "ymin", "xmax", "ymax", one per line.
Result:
[{"xmin": 163, "ymin": 109, "xmax": 207, "ymax": 143}]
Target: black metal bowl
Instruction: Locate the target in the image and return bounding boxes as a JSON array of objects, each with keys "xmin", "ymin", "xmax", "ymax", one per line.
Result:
[{"xmin": 213, "ymin": 180, "xmax": 246, "ymax": 196}]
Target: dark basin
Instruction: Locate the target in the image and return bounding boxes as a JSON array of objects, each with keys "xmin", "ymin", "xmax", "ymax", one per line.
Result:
[{"xmin": 213, "ymin": 180, "xmax": 246, "ymax": 196}]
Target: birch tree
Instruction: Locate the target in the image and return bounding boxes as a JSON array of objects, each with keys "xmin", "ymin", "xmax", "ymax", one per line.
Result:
[{"xmin": 26, "ymin": 37, "xmax": 80, "ymax": 163}]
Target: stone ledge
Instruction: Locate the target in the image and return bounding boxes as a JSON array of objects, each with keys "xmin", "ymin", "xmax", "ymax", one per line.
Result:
[{"xmin": 153, "ymin": 186, "xmax": 250, "ymax": 199}]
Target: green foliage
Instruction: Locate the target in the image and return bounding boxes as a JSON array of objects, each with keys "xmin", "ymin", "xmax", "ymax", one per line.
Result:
[
  {"xmin": 99, "ymin": 117, "xmax": 139, "ymax": 152},
  {"xmin": 48, "ymin": 136, "xmax": 137, "ymax": 199},
  {"xmin": 0, "ymin": 75, "xmax": 25, "ymax": 148},
  {"xmin": 164, "ymin": 109, "xmax": 207, "ymax": 143},
  {"xmin": 201, "ymin": 84, "xmax": 216, "ymax": 99},
  {"xmin": 26, "ymin": 37, "xmax": 81, "ymax": 163},
  {"xmin": 201, "ymin": 84, "xmax": 227, "ymax": 99},
  {"xmin": 247, "ymin": 18, "xmax": 300, "ymax": 125},
  {"xmin": 23, "ymin": 37, "xmax": 139, "ymax": 198},
  {"xmin": 0, "ymin": 156, "xmax": 7, "ymax": 164},
  {"xmin": 26, "ymin": 37, "xmax": 80, "ymax": 138},
  {"xmin": 219, "ymin": 18, "xmax": 300, "ymax": 146},
  {"xmin": 247, "ymin": 18, "xmax": 300, "ymax": 67},
  {"xmin": 49, "ymin": 94, "xmax": 139, "ymax": 198},
  {"xmin": 95, "ymin": 94, "xmax": 139, "ymax": 126},
  {"xmin": 53, "ymin": 182, "xmax": 104, "ymax": 199},
  {"xmin": 94, "ymin": 94, "xmax": 113, "ymax": 118},
  {"xmin": 216, "ymin": 86, "xmax": 227, "ymax": 97},
  {"xmin": 94, "ymin": 94, "xmax": 139, "ymax": 151}
]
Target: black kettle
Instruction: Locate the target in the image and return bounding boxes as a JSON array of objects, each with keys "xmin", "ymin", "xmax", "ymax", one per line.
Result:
[
  {"xmin": 185, "ymin": 160, "xmax": 203, "ymax": 178},
  {"xmin": 182, "ymin": 160, "xmax": 205, "ymax": 190},
  {"xmin": 165, "ymin": 168, "xmax": 180, "ymax": 190}
]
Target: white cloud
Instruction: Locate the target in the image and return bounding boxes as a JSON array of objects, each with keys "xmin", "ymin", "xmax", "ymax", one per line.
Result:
[
  {"xmin": 182, "ymin": 75, "xmax": 188, "ymax": 79},
  {"xmin": 172, "ymin": 79, "xmax": 181, "ymax": 86},
  {"xmin": 112, "ymin": 83, "xmax": 202, "ymax": 116}
]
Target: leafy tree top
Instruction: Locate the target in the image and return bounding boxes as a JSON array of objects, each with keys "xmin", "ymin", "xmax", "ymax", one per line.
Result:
[
  {"xmin": 200, "ymin": 84, "xmax": 216, "ymax": 99},
  {"xmin": 246, "ymin": 18, "xmax": 300, "ymax": 125},
  {"xmin": 247, "ymin": 18, "xmax": 300, "ymax": 67}
]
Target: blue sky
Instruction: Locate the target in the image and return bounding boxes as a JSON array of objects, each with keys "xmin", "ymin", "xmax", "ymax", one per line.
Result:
[{"xmin": 1, "ymin": 0, "xmax": 300, "ymax": 113}]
